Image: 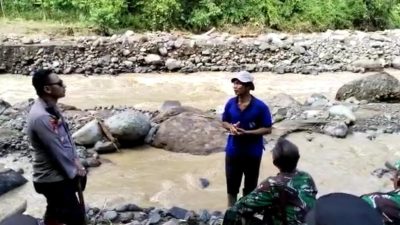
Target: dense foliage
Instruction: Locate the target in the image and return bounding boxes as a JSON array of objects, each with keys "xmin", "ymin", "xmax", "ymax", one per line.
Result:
[{"xmin": 1, "ymin": 0, "xmax": 400, "ymax": 32}]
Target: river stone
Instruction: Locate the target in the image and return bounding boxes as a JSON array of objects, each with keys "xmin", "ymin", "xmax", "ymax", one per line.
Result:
[
  {"xmin": 168, "ymin": 207, "xmax": 188, "ymax": 220},
  {"xmin": 323, "ymin": 121, "xmax": 349, "ymax": 138},
  {"xmin": 198, "ymin": 209, "xmax": 211, "ymax": 223},
  {"xmin": 336, "ymin": 72, "xmax": 400, "ymax": 102},
  {"xmin": 165, "ymin": 58, "xmax": 182, "ymax": 71},
  {"xmin": 160, "ymin": 100, "xmax": 182, "ymax": 112},
  {"xmin": 352, "ymin": 59, "xmax": 383, "ymax": 70},
  {"xmin": 148, "ymin": 212, "xmax": 161, "ymax": 224},
  {"xmin": 266, "ymin": 93, "xmax": 301, "ymax": 109},
  {"xmin": 119, "ymin": 212, "xmax": 135, "ymax": 223},
  {"xmin": 104, "ymin": 111, "xmax": 151, "ymax": 142},
  {"xmin": 145, "ymin": 54, "xmax": 162, "ymax": 65},
  {"xmin": 199, "ymin": 178, "xmax": 210, "ymax": 189},
  {"xmin": 152, "ymin": 111, "xmax": 226, "ymax": 155},
  {"xmin": 72, "ymin": 120, "xmax": 102, "ymax": 146},
  {"xmin": 94, "ymin": 140, "xmax": 119, "ymax": 153},
  {"xmin": 0, "ymin": 99, "xmax": 11, "ymax": 115},
  {"xmin": 328, "ymin": 105, "xmax": 356, "ymax": 122},
  {"xmin": 0, "ymin": 169, "xmax": 28, "ymax": 196},
  {"xmin": 162, "ymin": 218, "xmax": 179, "ymax": 225},
  {"xmin": 305, "ymin": 93, "xmax": 329, "ymax": 106},
  {"xmin": 103, "ymin": 210, "xmax": 118, "ymax": 222}
]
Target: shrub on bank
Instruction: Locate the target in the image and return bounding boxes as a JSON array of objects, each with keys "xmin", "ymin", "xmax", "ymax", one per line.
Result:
[{"xmin": 0, "ymin": 0, "xmax": 399, "ymax": 32}]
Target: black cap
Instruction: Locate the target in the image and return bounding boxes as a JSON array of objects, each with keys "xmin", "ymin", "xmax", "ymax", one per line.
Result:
[{"xmin": 306, "ymin": 192, "xmax": 383, "ymax": 225}]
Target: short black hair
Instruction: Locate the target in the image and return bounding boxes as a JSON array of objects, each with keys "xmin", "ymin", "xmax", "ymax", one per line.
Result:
[
  {"xmin": 272, "ymin": 138, "xmax": 300, "ymax": 172},
  {"xmin": 32, "ymin": 69, "xmax": 53, "ymax": 96}
]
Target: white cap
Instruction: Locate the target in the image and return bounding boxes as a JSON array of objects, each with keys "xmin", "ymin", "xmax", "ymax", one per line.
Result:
[{"xmin": 231, "ymin": 71, "xmax": 254, "ymax": 83}]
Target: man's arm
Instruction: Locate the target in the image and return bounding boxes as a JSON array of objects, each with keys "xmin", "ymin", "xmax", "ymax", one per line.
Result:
[
  {"xmin": 33, "ymin": 115, "xmax": 78, "ymax": 179},
  {"xmin": 232, "ymin": 179, "xmax": 275, "ymax": 215}
]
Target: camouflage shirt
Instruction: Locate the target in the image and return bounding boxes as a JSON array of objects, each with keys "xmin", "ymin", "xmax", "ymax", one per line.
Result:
[
  {"xmin": 224, "ymin": 170, "xmax": 318, "ymax": 225},
  {"xmin": 361, "ymin": 160, "xmax": 400, "ymax": 224},
  {"xmin": 362, "ymin": 189, "xmax": 400, "ymax": 224}
]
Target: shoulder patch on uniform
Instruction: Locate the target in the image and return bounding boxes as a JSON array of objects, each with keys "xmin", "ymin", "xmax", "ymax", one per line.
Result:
[{"xmin": 48, "ymin": 116, "xmax": 60, "ymax": 133}]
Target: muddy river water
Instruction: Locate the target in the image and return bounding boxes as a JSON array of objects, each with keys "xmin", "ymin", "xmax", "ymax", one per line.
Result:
[{"xmin": 0, "ymin": 71, "xmax": 399, "ymax": 217}]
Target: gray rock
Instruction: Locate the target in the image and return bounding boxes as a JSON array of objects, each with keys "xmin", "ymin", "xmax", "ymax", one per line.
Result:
[
  {"xmin": 324, "ymin": 121, "xmax": 348, "ymax": 138},
  {"xmin": 72, "ymin": 120, "xmax": 102, "ymax": 146},
  {"xmin": 125, "ymin": 30, "xmax": 135, "ymax": 37},
  {"xmin": 161, "ymin": 100, "xmax": 182, "ymax": 112},
  {"xmin": 352, "ymin": 59, "xmax": 383, "ymax": 70},
  {"xmin": 162, "ymin": 218, "xmax": 179, "ymax": 225},
  {"xmin": 199, "ymin": 209, "xmax": 211, "ymax": 223},
  {"xmin": 159, "ymin": 47, "xmax": 168, "ymax": 56},
  {"xmin": 21, "ymin": 37, "xmax": 33, "ymax": 44},
  {"xmin": 392, "ymin": 56, "xmax": 400, "ymax": 69},
  {"xmin": 103, "ymin": 210, "xmax": 118, "ymax": 222},
  {"xmin": 148, "ymin": 212, "xmax": 161, "ymax": 224},
  {"xmin": 305, "ymin": 93, "xmax": 329, "ymax": 106},
  {"xmin": 124, "ymin": 60, "xmax": 134, "ymax": 67},
  {"xmin": 105, "ymin": 111, "xmax": 151, "ymax": 142},
  {"xmin": 123, "ymin": 49, "xmax": 131, "ymax": 56},
  {"xmin": 94, "ymin": 141, "xmax": 119, "ymax": 154},
  {"xmin": 152, "ymin": 111, "xmax": 226, "ymax": 155},
  {"xmin": 267, "ymin": 93, "xmax": 301, "ymax": 109},
  {"xmin": 168, "ymin": 207, "xmax": 188, "ymax": 219},
  {"xmin": 328, "ymin": 105, "xmax": 356, "ymax": 122},
  {"xmin": 116, "ymin": 203, "xmax": 143, "ymax": 212},
  {"xmin": 128, "ymin": 221, "xmax": 142, "ymax": 225},
  {"xmin": 0, "ymin": 169, "xmax": 28, "ymax": 196},
  {"xmin": 111, "ymin": 57, "xmax": 119, "ymax": 63},
  {"xmin": 336, "ymin": 72, "xmax": 400, "ymax": 102},
  {"xmin": 145, "ymin": 54, "xmax": 163, "ymax": 65},
  {"xmin": 199, "ymin": 178, "xmax": 210, "ymax": 189},
  {"xmin": 120, "ymin": 212, "xmax": 135, "ymax": 223},
  {"xmin": 165, "ymin": 58, "xmax": 182, "ymax": 71}
]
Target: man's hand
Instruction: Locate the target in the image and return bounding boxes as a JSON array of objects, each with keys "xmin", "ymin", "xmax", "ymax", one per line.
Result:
[
  {"xmin": 75, "ymin": 158, "xmax": 86, "ymax": 177},
  {"xmin": 229, "ymin": 122, "xmax": 240, "ymax": 135},
  {"xmin": 236, "ymin": 127, "xmax": 249, "ymax": 135}
]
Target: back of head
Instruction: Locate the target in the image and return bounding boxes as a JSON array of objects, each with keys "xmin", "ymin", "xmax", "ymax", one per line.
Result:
[
  {"xmin": 272, "ymin": 138, "xmax": 300, "ymax": 173},
  {"xmin": 306, "ymin": 193, "xmax": 384, "ymax": 225},
  {"xmin": 32, "ymin": 69, "xmax": 52, "ymax": 96},
  {"xmin": 0, "ymin": 214, "xmax": 38, "ymax": 225}
]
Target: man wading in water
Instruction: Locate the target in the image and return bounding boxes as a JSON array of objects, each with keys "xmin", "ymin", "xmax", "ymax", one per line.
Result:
[
  {"xmin": 222, "ymin": 71, "xmax": 273, "ymax": 207},
  {"xmin": 27, "ymin": 69, "xmax": 87, "ymax": 225}
]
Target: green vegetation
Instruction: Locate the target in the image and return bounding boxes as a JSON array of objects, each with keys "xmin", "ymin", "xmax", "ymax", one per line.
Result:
[{"xmin": 0, "ymin": 0, "xmax": 400, "ymax": 33}]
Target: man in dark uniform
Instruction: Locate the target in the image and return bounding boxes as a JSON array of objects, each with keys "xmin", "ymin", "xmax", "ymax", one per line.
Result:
[
  {"xmin": 27, "ymin": 69, "xmax": 87, "ymax": 225},
  {"xmin": 223, "ymin": 138, "xmax": 318, "ymax": 225},
  {"xmin": 222, "ymin": 71, "xmax": 273, "ymax": 207},
  {"xmin": 362, "ymin": 160, "xmax": 400, "ymax": 225}
]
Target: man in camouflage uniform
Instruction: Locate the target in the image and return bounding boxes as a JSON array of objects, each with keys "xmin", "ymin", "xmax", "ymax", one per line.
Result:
[
  {"xmin": 361, "ymin": 160, "xmax": 400, "ymax": 225},
  {"xmin": 223, "ymin": 138, "xmax": 318, "ymax": 225}
]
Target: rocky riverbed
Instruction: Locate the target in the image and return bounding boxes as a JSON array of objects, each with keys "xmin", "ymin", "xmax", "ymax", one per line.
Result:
[
  {"xmin": 3, "ymin": 30, "xmax": 400, "ymax": 75},
  {"xmin": 1, "ymin": 70, "xmax": 400, "ymax": 224}
]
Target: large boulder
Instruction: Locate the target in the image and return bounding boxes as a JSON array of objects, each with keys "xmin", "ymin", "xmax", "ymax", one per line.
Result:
[
  {"xmin": 72, "ymin": 120, "xmax": 103, "ymax": 146},
  {"xmin": 0, "ymin": 169, "xmax": 27, "ymax": 196},
  {"xmin": 336, "ymin": 72, "xmax": 400, "ymax": 102},
  {"xmin": 72, "ymin": 111, "xmax": 151, "ymax": 146},
  {"xmin": 265, "ymin": 93, "xmax": 302, "ymax": 123},
  {"xmin": 152, "ymin": 112, "xmax": 227, "ymax": 155},
  {"xmin": 104, "ymin": 111, "xmax": 151, "ymax": 142}
]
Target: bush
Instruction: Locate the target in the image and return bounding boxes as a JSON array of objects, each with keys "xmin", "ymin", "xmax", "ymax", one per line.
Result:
[{"xmin": 1, "ymin": 0, "xmax": 400, "ymax": 32}]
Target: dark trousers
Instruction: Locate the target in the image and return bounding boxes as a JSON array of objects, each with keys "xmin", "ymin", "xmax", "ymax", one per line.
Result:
[
  {"xmin": 33, "ymin": 178, "xmax": 86, "ymax": 225},
  {"xmin": 225, "ymin": 154, "xmax": 262, "ymax": 196}
]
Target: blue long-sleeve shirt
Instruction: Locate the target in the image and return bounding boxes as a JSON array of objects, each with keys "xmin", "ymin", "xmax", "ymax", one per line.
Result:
[{"xmin": 27, "ymin": 98, "xmax": 78, "ymax": 183}]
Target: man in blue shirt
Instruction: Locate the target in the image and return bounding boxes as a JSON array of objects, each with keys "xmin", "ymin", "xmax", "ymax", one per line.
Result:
[{"xmin": 222, "ymin": 71, "xmax": 273, "ymax": 207}]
